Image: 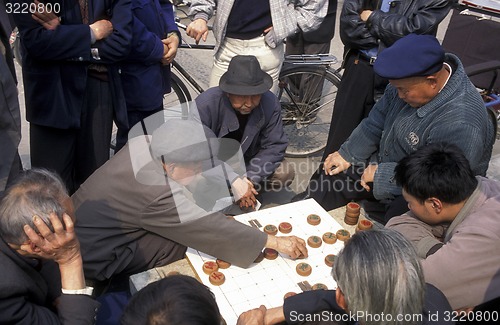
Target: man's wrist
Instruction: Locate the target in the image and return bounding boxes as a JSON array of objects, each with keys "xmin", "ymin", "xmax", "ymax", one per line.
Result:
[
  {"xmin": 167, "ymin": 31, "xmax": 179, "ymax": 41},
  {"xmin": 265, "ymin": 235, "xmax": 277, "ymax": 250}
]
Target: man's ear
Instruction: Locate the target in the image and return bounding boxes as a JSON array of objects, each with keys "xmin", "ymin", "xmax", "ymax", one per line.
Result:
[
  {"xmin": 163, "ymin": 162, "xmax": 175, "ymax": 174},
  {"xmin": 336, "ymin": 287, "xmax": 347, "ymax": 310},
  {"xmin": 426, "ymin": 197, "xmax": 443, "ymax": 213},
  {"xmin": 426, "ymin": 75, "xmax": 438, "ymax": 89}
]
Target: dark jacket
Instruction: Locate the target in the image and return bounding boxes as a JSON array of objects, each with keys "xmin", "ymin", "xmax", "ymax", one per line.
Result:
[
  {"xmin": 283, "ymin": 283, "xmax": 454, "ymax": 325},
  {"xmin": 0, "ymin": 5, "xmax": 21, "ymax": 192},
  {"xmin": 11, "ymin": 0, "xmax": 133, "ymax": 129},
  {"xmin": 340, "ymin": 0, "xmax": 453, "ymax": 55},
  {"xmin": 195, "ymin": 87, "xmax": 288, "ymax": 184},
  {"xmin": 121, "ymin": 0, "xmax": 179, "ymax": 111},
  {"xmin": 0, "ymin": 238, "xmax": 99, "ymax": 324},
  {"xmin": 302, "ymin": 0, "xmax": 337, "ymax": 43}
]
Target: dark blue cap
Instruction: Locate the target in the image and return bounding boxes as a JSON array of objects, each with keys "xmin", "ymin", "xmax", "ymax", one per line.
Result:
[{"xmin": 374, "ymin": 34, "xmax": 445, "ymax": 79}]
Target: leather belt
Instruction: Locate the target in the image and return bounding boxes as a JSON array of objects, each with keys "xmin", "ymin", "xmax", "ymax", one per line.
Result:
[{"xmin": 355, "ymin": 51, "xmax": 377, "ymax": 65}]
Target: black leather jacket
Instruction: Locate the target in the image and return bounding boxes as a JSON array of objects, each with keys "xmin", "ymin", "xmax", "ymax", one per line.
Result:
[{"xmin": 339, "ymin": 0, "xmax": 454, "ymax": 56}]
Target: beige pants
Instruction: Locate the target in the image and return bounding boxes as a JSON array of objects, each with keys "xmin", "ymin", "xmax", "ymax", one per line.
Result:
[{"xmin": 210, "ymin": 36, "xmax": 285, "ymax": 93}]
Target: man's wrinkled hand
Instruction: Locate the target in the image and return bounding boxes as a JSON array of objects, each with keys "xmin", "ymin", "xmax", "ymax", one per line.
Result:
[
  {"xmin": 323, "ymin": 151, "xmax": 351, "ymax": 175},
  {"xmin": 237, "ymin": 305, "xmax": 266, "ymax": 325},
  {"xmin": 360, "ymin": 164, "xmax": 378, "ymax": 192},
  {"xmin": 267, "ymin": 235, "xmax": 308, "ymax": 259},
  {"xmin": 31, "ymin": 0, "xmax": 60, "ymax": 30},
  {"xmin": 161, "ymin": 35, "xmax": 179, "ymax": 65},
  {"xmin": 20, "ymin": 213, "xmax": 81, "ymax": 266},
  {"xmin": 90, "ymin": 19, "xmax": 113, "ymax": 41},
  {"xmin": 360, "ymin": 10, "xmax": 373, "ymax": 22},
  {"xmin": 186, "ymin": 18, "xmax": 209, "ymax": 44},
  {"xmin": 232, "ymin": 177, "xmax": 258, "ymax": 209}
]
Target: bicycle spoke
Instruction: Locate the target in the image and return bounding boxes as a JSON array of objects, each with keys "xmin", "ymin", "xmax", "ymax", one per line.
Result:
[{"xmin": 278, "ymin": 65, "xmax": 341, "ymax": 157}]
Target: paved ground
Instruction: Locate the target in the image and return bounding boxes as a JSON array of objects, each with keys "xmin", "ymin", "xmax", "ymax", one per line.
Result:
[{"xmin": 14, "ymin": 1, "xmax": 500, "ymax": 209}]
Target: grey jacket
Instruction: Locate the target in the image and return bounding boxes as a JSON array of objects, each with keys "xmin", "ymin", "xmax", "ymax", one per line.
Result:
[
  {"xmin": 339, "ymin": 54, "xmax": 494, "ymax": 200},
  {"xmin": 73, "ymin": 140, "xmax": 267, "ymax": 281},
  {"xmin": 387, "ymin": 177, "xmax": 500, "ymax": 310},
  {"xmin": 189, "ymin": 0, "xmax": 327, "ymax": 52}
]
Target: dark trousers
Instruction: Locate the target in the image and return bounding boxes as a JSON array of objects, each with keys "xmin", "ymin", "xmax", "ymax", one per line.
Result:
[
  {"xmin": 30, "ymin": 76, "xmax": 113, "ymax": 194},
  {"xmin": 115, "ymin": 106, "xmax": 163, "ymax": 152},
  {"xmin": 309, "ymin": 164, "xmax": 408, "ymax": 224},
  {"xmin": 123, "ymin": 232, "xmax": 187, "ymax": 276},
  {"xmin": 90, "ymin": 232, "xmax": 186, "ymax": 296},
  {"xmin": 322, "ymin": 52, "xmax": 384, "ymax": 159},
  {"xmin": 304, "ymin": 51, "xmax": 388, "ymax": 194},
  {"xmin": 285, "ymin": 36, "xmax": 332, "ymax": 101}
]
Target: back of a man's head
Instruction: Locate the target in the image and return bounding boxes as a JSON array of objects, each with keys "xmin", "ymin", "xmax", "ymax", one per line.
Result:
[
  {"xmin": 0, "ymin": 169, "xmax": 67, "ymax": 245},
  {"xmin": 121, "ymin": 275, "xmax": 221, "ymax": 325},
  {"xmin": 395, "ymin": 143, "xmax": 477, "ymax": 204},
  {"xmin": 149, "ymin": 119, "xmax": 219, "ymax": 164},
  {"xmin": 332, "ymin": 228, "xmax": 425, "ymax": 325}
]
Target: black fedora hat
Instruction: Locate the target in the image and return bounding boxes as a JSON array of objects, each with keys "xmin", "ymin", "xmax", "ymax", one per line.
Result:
[{"xmin": 219, "ymin": 55, "xmax": 273, "ymax": 95}]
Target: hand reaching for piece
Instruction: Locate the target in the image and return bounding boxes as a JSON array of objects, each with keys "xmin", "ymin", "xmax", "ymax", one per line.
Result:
[
  {"xmin": 237, "ymin": 305, "xmax": 267, "ymax": 325},
  {"xmin": 266, "ymin": 235, "xmax": 308, "ymax": 259},
  {"xmin": 323, "ymin": 151, "xmax": 351, "ymax": 176}
]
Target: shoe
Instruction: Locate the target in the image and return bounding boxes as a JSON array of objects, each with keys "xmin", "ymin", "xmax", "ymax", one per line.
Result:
[{"xmin": 291, "ymin": 191, "xmax": 310, "ymax": 202}]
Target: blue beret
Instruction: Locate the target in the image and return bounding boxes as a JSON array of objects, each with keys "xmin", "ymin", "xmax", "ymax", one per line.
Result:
[{"xmin": 374, "ymin": 34, "xmax": 445, "ymax": 79}]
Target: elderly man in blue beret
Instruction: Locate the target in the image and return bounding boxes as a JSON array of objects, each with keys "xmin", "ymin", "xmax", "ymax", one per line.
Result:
[{"xmin": 306, "ymin": 33, "xmax": 494, "ymax": 224}]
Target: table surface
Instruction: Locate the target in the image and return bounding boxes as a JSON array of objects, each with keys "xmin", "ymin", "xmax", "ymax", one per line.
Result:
[
  {"xmin": 185, "ymin": 199, "xmax": 375, "ymax": 324},
  {"xmin": 129, "ymin": 199, "xmax": 377, "ymax": 323}
]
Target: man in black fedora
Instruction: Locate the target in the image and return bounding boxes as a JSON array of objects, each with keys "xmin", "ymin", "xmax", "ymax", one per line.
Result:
[{"xmin": 195, "ymin": 55, "xmax": 295, "ymax": 209}]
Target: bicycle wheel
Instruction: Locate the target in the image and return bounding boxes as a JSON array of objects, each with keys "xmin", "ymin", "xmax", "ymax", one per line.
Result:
[
  {"xmin": 110, "ymin": 73, "xmax": 191, "ymax": 153},
  {"xmin": 278, "ymin": 64, "xmax": 341, "ymax": 157}
]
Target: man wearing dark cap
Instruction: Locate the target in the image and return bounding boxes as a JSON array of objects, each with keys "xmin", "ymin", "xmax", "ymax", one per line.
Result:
[
  {"xmin": 195, "ymin": 55, "xmax": 295, "ymax": 209},
  {"xmin": 72, "ymin": 118, "xmax": 307, "ymax": 285},
  {"xmin": 307, "ymin": 34, "xmax": 494, "ymax": 224}
]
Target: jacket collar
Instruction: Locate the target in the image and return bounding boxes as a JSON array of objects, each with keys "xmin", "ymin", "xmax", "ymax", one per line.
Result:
[{"xmin": 416, "ymin": 54, "xmax": 463, "ymax": 118}]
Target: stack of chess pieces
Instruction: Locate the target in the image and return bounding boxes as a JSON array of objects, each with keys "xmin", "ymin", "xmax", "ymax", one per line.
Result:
[{"xmin": 344, "ymin": 202, "xmax": 373, "ymax": 233}]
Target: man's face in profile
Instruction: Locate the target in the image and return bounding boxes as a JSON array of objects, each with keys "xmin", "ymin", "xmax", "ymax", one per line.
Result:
[
  {"xmin": 168, "ymin": 161, "xmax": 203, "ymax": 185},
  {"xmin": 390, "ymin": 76, "xmax": 438, "ymax": 108}
]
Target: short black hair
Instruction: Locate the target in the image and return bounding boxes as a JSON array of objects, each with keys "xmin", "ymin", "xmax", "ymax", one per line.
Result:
[
  {"xmin": 395, "ymin": 143, "xmax": 477, "ymax": 204},
  {"xmin": 121, "ymin": 275, "xmax": 221, "ymax": 325}
]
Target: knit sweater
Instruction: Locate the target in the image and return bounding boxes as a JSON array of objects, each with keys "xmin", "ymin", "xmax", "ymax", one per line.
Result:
[{"xmin": 339, "ymin": 53, "xmax": 494, "ymax": 200}]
